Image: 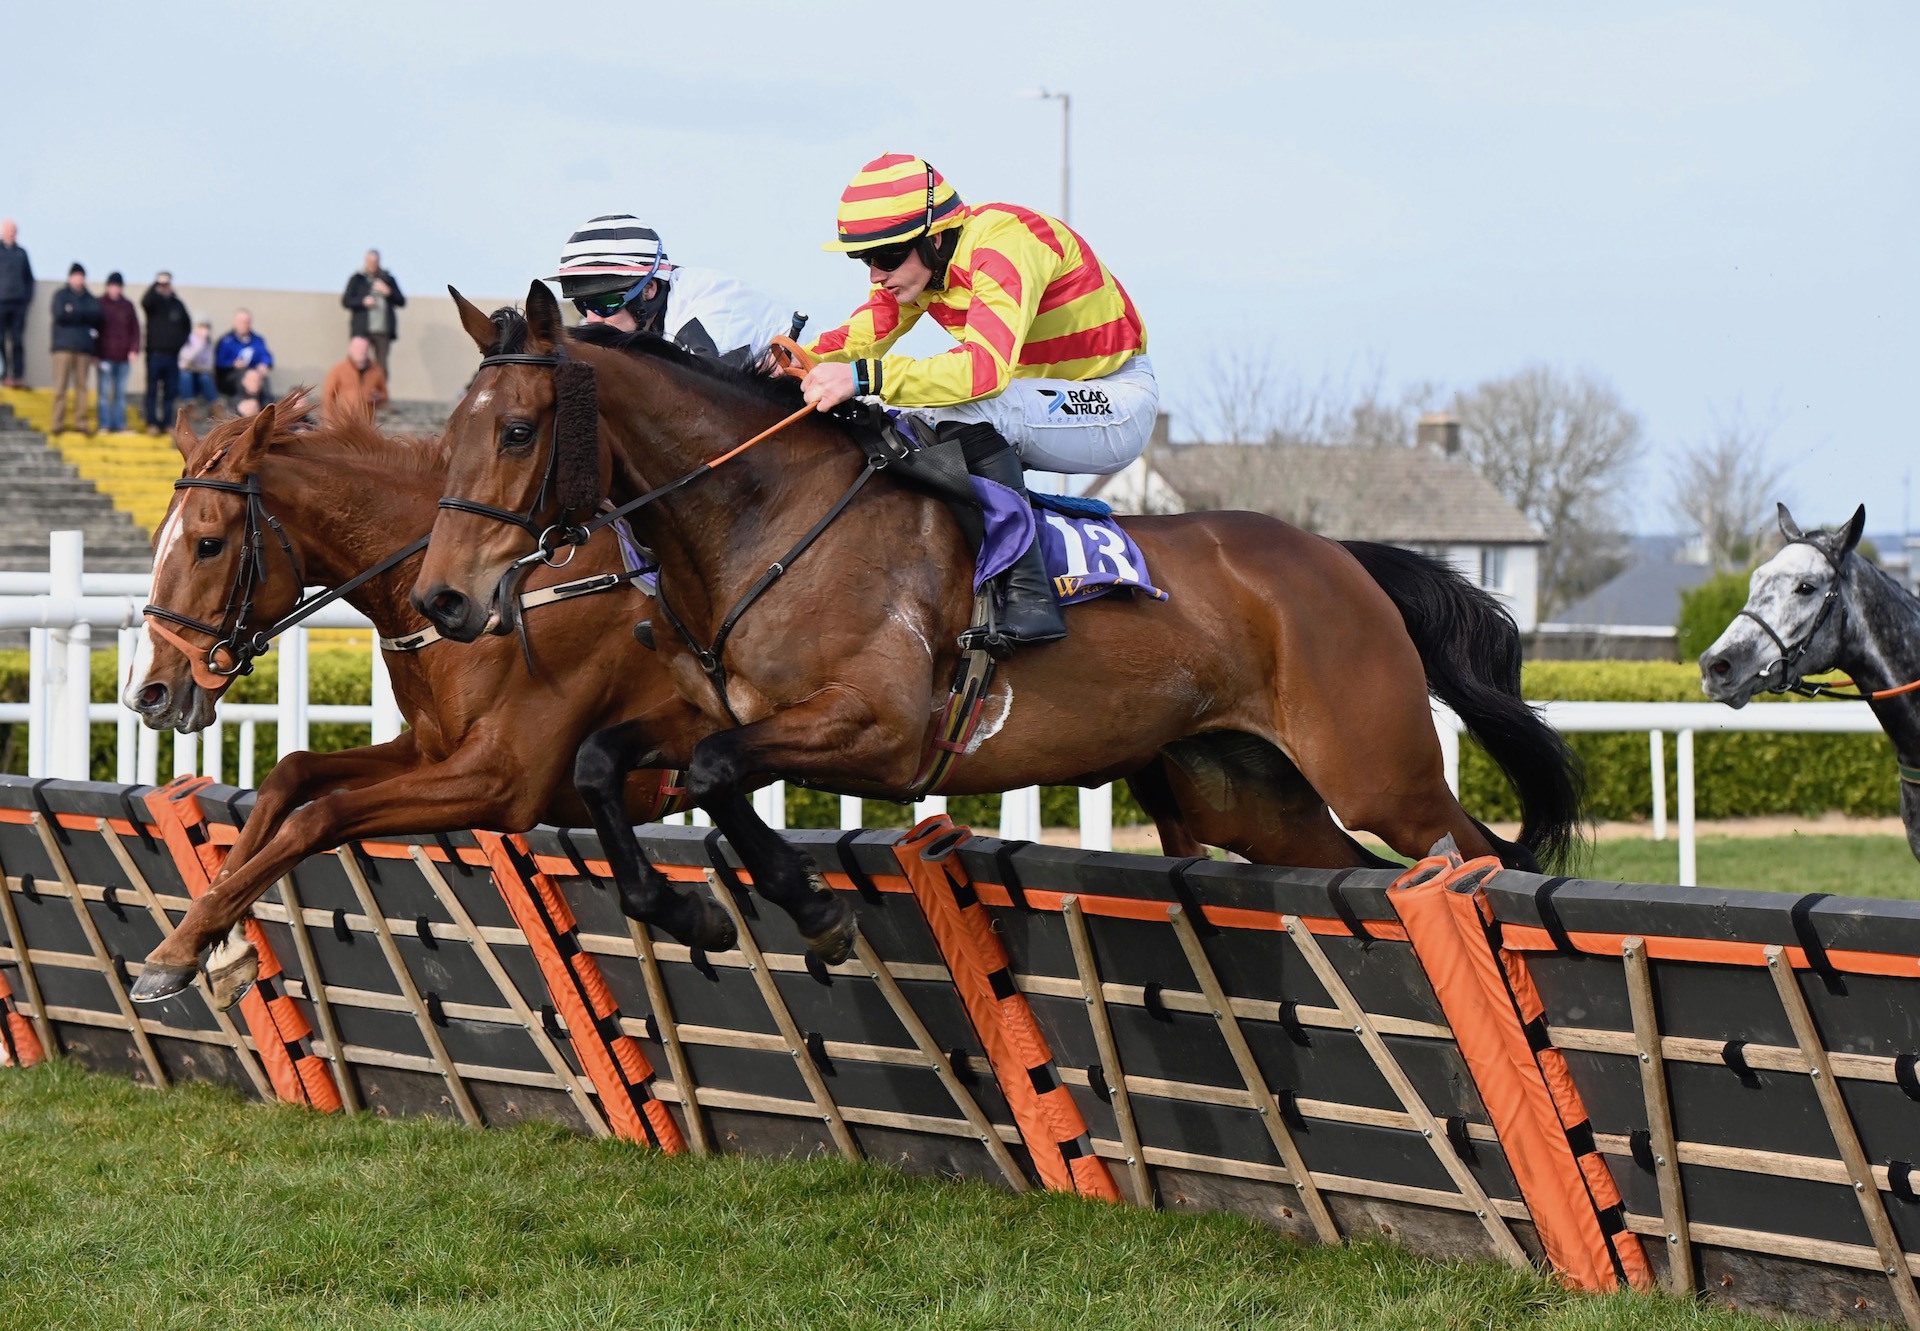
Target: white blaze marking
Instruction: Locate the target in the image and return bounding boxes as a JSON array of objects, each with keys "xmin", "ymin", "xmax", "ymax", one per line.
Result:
[{"xmin": 126, "ymin": 501, "xmax": 187, "ymax": 706}]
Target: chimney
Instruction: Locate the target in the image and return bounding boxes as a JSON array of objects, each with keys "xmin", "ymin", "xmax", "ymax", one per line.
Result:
[
  {"xmin": 1417, "ymin": 412, "xmax": 1460, "ymax": 456},
  {"xmin": 1150, "ymin": 411, "xmax": 1171, "ymax": 448}
]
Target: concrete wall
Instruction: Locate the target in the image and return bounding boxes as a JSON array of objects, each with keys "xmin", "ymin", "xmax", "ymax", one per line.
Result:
[{"xmin": 15, "ymin": 280, "xmax": 512, "ymax": 406}]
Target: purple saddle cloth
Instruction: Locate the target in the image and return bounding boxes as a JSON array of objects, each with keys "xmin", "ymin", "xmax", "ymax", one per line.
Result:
[{"xmin": 970, "ymin": 478, "xmax": 1168, "ymax": 606}]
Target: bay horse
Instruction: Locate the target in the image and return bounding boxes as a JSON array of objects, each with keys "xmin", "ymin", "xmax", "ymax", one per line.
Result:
[
  {"xmin": 412, "ymin": 281, "xmax": 1583, "ymax": 964},
  {"xmin": 124, "ymin": 398, "xmax": 738, "ymax": 1005},
  {"xmin": 1700, "ymin": 503, "xmax": 1920, "ymax": 862}
]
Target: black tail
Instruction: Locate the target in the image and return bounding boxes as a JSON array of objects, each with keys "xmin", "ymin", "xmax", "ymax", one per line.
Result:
[{"xmin": 1342, "ymin": 540, "xmax": 1586, "ymax": 871}]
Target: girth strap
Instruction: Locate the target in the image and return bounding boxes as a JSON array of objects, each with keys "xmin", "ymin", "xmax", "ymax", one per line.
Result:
[{"xmin": 656, "ymin": 461, "xmax": 878, "ymax": 727}]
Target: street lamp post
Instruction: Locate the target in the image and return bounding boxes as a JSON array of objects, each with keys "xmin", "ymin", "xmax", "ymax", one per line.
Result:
[{"xmin": 1022, "ymin": 87, "xmax": 1071, "ymax": 223}]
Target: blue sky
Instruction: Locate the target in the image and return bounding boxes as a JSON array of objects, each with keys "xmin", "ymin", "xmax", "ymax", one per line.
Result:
[{"xmin": 7, "ymin": 2, "xmax": 1915, "ymax": 532}]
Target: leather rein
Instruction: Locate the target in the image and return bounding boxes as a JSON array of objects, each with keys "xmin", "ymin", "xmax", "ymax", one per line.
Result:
[
  {"xmin": 143, "ymin": 461, "xmax": 637, "ymax": 692},
  {"xmin": 441, "ymin": 340, "xmax": 874, "ymax": 724}
]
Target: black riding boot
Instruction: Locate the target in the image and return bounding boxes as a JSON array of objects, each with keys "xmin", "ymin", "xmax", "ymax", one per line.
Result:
[{"xmin": 947, "ymin": 422, "xmax": 1067, "ymax": 648}]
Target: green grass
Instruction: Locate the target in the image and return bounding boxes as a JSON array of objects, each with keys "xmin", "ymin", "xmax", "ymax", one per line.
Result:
[
  {"xmin": 0, "ymin": 1063, "xmax": 1826, "ymax": 1331},
  {"xmin": 1576, "ymin": 834, "xmax": 1919, "ymax": 898}
]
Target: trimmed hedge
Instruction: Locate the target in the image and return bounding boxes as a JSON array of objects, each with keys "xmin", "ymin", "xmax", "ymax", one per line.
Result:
[
  {"xmin": 4, "ymin": 651, "xmax": 1896, "ymax": 827},
  {"xmin": 1675, "ymin": 572, "xmax": 1751, "ymax": 664},
  {"xmin": 1461, "ymin": 662, "xmax": 1898, "ymax": 823}
]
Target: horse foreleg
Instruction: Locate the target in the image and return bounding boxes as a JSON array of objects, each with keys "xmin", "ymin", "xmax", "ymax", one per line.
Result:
[
  {"xmin": 132, "ymin": 746, "xmax": 542, "ymax": 1004},
  {"xmin": 683, "ymin": 693, "xmax": 888, "ymax": 965},
  {"xmin": 138, "ymin": 737, "xmax": 425, "ymax": 1006},
  {"xmin": 574, "ymin": 721, "xmax": 735, "ymax": 952},
  {"xmin": 223, "ymin": 736, "xmax": 421, "ymax": 871}
]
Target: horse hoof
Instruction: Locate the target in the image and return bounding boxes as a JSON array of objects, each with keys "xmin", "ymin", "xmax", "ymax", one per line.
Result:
[
  {"xmin": 207, "ymin": 942, "xmax": 260, "ymax": 1011},
  {"xmin": 699, "ymin": 905, "xmax": 739, "ymax": 954},
  {"xmin": 130, "ymin": 962, "xmax": 196, "ymax": 1004},
  {"xmin": 803, "ymin": 898, "xmax": 857, "ymax": 967}
]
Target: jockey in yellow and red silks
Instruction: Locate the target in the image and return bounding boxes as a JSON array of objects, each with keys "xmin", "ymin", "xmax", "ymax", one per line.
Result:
[{"xmin": 804, "ymin": 153, "xmax": 1157, "ymax": 647}]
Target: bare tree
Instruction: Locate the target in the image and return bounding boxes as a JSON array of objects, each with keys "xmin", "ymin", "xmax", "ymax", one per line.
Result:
[
  {"xmin": 1188, "ymin": 344, "xmax": 1436, "ymax": 447},
  {"xmin": 1667, "ymin": 408, "xmax": 1788, "ymax": 572},
  {"xmin": 1452, "ymin": 365, "xmax": 1644, "ymax": 617}
]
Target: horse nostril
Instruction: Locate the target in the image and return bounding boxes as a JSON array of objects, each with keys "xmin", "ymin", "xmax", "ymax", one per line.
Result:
[
  {"xmin": 1710, "ymin": 658, "xmax": 1731, "ymax": 678},
  {"xmin": 136, "ymin": 682, "xmax": 169, "ymax": 713},
  {"xmin": 430, "ymin": 589, "xmax": 466, "ymax": 618}
]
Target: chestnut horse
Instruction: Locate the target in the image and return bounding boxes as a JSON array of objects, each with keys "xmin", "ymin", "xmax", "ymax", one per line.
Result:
[
  {"xmin": 124, "ymin": 400, "xmax": 737, "ymax": 1005},
  {"xmin": 413, "ymin": 283, "xmax": 1582, "ymax": 965}
]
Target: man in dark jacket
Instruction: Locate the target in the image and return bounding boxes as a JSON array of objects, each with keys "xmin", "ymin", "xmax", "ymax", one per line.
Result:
[
  {"xmin": 95, "ymin": 273, "xmax": 140, "ymax": 432},
  {"xmin": 0, "ymin": 219, "xmax": 31, "ymax": 388},
  {"xmin": 49, "ymin": 263, "xmax": 101, "ymax": 434},
  {"xmin": 141, "ymin": 271, "xmax": 191, "ymax": 432},
  {"xmin": 340, "ymin": 248, "xmax": 404, "ymax": 374}
]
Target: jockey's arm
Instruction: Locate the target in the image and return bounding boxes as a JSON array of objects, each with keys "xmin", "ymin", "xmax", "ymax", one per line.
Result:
[
  {"xmin": 806, "ymin": 287, "xmax": 922, "ymax": 365},
  {"xmin": 856, "ymin": 238, "xmax": 1047, "ymax": 409}
]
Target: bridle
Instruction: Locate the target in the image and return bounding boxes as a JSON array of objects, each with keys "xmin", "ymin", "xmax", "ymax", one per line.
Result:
[
  {"xmin": 143, "ymin": 471, "xmax": 428, "ymax": 691},
  {"xmin": 438, "ymin": 340, "xmax": 869, "ymax": 721},
  {"xmin": 1737, "ymin": 539, "xmax": 1920, "ymax": 704},
  {"xmin": 1738, "ymin": 539, "xmax": 1848, "ymax": 696},
  {"xmin": 434, "ymin": 352, "xmax": 594, "ymax": 566}
]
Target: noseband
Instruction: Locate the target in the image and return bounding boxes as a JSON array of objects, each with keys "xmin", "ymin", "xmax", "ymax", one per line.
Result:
[{"xmin": 1737, "ymin": 539, "xmax": 1847, "ymax": 693}]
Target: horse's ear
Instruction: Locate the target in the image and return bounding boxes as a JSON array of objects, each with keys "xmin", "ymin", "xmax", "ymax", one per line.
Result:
[
  {"xmin": 449, "ymin": 285, "xmax": 497, "ymax": 354},
  {"xmin": 1839, "ymin": 504, "xmax": 1867, "ymax": 556},
  {"xmin": 225, "ymin": 402, "xmax": 279, "ymax": 476},
  {"xmin": 171, "ymin": 407, "xmax": 200, "ymax": 463},
  {"xmin": 1777, "ymin": 502, "xmax": 1804, "ymax": 542},
  {"xmin": 525, "ymin": 278, "xmax": 564, "ymax": 349}
]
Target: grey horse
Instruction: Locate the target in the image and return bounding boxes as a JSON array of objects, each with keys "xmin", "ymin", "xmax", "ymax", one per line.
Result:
[{"xmin": 1699, "ymin": 503, "xmax": 1920, "ymax": 860}]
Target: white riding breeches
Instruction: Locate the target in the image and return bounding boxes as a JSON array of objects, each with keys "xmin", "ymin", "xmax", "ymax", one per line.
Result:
[{"xmin": 914, "ymin": 355, "xmax": 1158, "ymax": 476}]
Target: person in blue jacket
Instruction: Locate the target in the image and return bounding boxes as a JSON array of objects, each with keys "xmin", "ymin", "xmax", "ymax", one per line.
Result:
[{"xmin": 213, "ymin": 309, "xmax": 273, "ymax": 398}]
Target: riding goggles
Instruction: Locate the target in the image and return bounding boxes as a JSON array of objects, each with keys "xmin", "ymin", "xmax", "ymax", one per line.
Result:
[
  {"xmin": 850, "ymin": 240, "xmax": 919, "ymax": 273},
  {"xmin": 573, "ymin": 289, "xmax": 632, "ymax": 319}
]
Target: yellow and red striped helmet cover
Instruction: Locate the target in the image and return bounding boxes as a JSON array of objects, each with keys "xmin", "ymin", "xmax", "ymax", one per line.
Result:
[{"xmin": 824, "ymin": 153, "xmax": 965, "ymax": 252}]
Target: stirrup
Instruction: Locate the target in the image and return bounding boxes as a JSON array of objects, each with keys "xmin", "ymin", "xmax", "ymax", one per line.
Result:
[{"xmin": 956, "ymin": 597, "xmax": 1015, "ymax": 660}]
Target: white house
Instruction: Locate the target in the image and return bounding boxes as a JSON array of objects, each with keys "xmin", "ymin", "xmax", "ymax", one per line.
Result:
[{"xmin": 1090, "ymin": 415, "xmax": 1546, "ymax": 631}]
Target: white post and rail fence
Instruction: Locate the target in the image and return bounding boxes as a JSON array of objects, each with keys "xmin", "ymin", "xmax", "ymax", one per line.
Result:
[{"xmin": 0, "ymin": 533, "xmax": 1889, "ymax": 887}]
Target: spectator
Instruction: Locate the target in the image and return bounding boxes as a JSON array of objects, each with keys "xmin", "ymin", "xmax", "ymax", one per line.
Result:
[
  {"xmin": 48, "ymin": 263, "xmax": 100, "ymax": 434},
  {"xmin": 140, "ymin": 270, "xmax": 191, "ymax": 432},
  {"xmin": 321, "ymin": 335, "xmax": 389, "ymax": 427},
  {"xmin": 95, "ymin": 272, "xmax": 140, "ymax": 433},
  {"xmin": 340, "ymin": 248, "xmax": 404, "ymax": 373},
  {"xmin": 231, "ymin": 365, "xmax": 269, "ymax": 417},
  {"xmin": 177, "ymin": 321, "xmax": 218, "ymax": 416},
  {"xmin": 214, "ymin": 309, "xmax": 272, "ymax": 397},
  {"xmin": 0, "ymin": 218, "xmax": 30, "ymax": 388}
]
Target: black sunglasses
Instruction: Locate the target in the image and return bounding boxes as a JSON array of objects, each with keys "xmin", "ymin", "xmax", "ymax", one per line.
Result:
[
  {"xmin": 850, "ymin": 240, "xmax": 918, "ymax": 272},
  {"xmin": 572, "ymin": 289, "xmax": 630, "ymax": 318}
]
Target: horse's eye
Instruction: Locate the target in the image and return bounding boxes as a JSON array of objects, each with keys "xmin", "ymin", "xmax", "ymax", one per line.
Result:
[
  {"xmin": 1795, "ymin": 581, "xmax": 1818, "ymax": 595},
  {"xmin": 195, "ymin": 537, "xmax": 224, "ymax": 560},
  {"xmin": 502, "ymin": 421, "xmax": 535, "ymax": 449}
]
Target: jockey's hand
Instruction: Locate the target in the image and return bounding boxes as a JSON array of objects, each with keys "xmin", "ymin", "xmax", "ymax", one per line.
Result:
[{"xmin": 802, "ymin": 362, "xmax": 857, "ymax": 412}]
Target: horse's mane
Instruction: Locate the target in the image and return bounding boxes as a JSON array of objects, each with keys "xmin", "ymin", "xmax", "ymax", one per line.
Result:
[
  {"xmin": 274, "ymin": 407, "xmax": 448, "ymax": 478},
  {"xmin": 190, "ymin": 390, "xmax": 447, "ymax": 481},
  {"xmin": 484, "ymin": 306, "xmax": 807, "ymax": 412}
]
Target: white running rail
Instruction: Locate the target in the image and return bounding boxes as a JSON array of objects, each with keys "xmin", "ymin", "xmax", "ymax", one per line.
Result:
[{"xmin": 0, "ymin": 533, "xmax": 1892, "ymax": 878}]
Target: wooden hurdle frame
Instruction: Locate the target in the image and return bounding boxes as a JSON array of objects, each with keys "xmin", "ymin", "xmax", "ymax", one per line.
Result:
[{"xmin": 4, "ymin": 781, "xmax": 1920, "ymax": 1328}]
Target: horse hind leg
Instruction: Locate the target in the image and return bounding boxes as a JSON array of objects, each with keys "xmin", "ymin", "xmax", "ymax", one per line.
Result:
[
  {"xmin": 574, "ymin": 722, "xmax": 736, "ymax": 952},
  {"xmin": 1155, "ymin": 732, "xmax": 1393, "ymax": 868},
  {"xmin": 1122, "ymin": 758, "xmax": 1209, "ymax": 858}
]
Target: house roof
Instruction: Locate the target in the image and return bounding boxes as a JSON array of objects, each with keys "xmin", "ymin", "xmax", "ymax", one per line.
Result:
[
  {"xmin": 1546, "ymin": 535, "xmax": 1712, "ymax": 629},
  {"xmin": 1097, "ymin": 442, "xmax": 1544, "ymax": 545}
]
